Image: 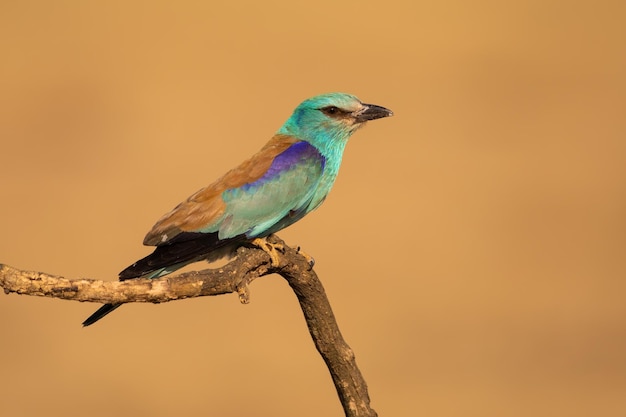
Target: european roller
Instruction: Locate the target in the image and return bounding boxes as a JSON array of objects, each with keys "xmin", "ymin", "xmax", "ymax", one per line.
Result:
[{"xmin": 82, "ymin": 93, "xmax": 392, "ymax": 326}]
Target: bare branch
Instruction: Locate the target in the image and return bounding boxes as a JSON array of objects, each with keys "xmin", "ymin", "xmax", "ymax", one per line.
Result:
[{"xmin": 0, "ymin": 235, "xmax": 377, "ymax": 417}]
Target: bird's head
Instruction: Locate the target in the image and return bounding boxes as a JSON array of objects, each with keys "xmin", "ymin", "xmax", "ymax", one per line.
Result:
[{"xmin": 278, "ymin": 93, "xmax": 393, "ymax": 147}]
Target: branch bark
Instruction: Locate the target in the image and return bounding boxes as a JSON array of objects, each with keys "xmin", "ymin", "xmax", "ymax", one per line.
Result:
[{"xmin": 0, "ymin": 235, "xmax": 377, "ymax": 417}]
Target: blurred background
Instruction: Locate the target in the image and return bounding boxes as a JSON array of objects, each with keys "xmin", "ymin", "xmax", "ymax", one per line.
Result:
[{"xmin": 1, "ymin": 1, "xmax": 625, "ymax": 416}]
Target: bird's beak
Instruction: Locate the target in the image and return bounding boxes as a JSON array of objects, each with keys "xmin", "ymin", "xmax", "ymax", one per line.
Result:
[{"xmin": 353, "ymin": 103, "xmax": 394, "ymax": 123}]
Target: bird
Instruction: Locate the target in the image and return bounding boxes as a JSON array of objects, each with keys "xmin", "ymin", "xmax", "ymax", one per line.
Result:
[{"xmin": 82, "ymin": 92, "xmax": 392, "ymax": 326}]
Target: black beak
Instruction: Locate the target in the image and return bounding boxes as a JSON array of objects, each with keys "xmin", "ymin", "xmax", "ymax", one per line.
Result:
[{"xmin": 354, "ymin": 103, "xmax": 393, "ymax": 123}]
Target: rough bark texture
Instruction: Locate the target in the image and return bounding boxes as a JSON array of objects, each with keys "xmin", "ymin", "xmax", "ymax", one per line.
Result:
[{"xmin": 0, "ymin": 235, "xmax": 377, "ymax": 417}]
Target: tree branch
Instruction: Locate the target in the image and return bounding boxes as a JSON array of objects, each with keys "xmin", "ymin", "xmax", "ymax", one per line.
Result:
[{"xmin": 0, "ymin": 235, "xmax": 377, "ymax": 417}]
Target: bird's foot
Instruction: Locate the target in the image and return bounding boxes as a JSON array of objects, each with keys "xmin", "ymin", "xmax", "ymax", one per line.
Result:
[
  {"xmin": 296, "ymin": 246, "xmax": 315, "ymax": 269},
  {"xmin": 251, "ymin": 237, "xmax": 284, "ymax": 267}
]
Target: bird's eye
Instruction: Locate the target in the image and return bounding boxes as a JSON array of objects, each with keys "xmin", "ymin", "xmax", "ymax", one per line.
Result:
[{"xmin": 320, "ymin": 106, "xmax": 341, "ymax": 116}]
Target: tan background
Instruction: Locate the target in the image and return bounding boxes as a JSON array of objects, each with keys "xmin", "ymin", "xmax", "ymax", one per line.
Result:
[{"xmin": 1, "ymin": 1, "xmax": 625, "ymax": 416}]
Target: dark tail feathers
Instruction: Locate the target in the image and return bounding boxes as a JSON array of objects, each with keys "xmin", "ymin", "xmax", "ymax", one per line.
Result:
[
  {"xmin": 82, "ymin": 232, "xmax": 247, "ymax": 327},
  {"xmin": 82, "ymin": 303, "xmax": 121, "ymax": 327},
  {"xmin": 119, "ymin": 232, "xmax": 244, "ymax": 280}
]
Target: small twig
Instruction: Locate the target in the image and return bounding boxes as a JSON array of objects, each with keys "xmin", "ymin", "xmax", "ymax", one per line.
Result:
[{"xmin": 0, "ymin": 235, "xmax": 377, "ymax": 417}]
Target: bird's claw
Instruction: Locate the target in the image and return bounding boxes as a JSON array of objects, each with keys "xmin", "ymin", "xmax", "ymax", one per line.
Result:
[
  {"xmin": 296, "ymin": 246, "xmax": 315, "ymax": 269},
  {"xmin": 251, "ymin": 237, "xmax": 284, "ymax": 267}
]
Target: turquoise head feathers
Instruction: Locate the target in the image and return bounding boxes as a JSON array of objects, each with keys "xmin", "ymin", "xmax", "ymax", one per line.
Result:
[{"xmin": 278, "ymin": 92, "xmax": 393, "ymax": 155}]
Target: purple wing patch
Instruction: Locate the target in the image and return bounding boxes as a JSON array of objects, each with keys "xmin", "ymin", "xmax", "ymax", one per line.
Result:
[{"xmin": 240, "ymin": 141, "xmax": 325, "ymax": 190}]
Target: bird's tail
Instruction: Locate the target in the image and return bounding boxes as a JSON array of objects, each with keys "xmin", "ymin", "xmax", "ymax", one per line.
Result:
[
  {"xmin": 81, "ymin": 232, "xmax": 247, "ymax": 327},
  {"xmin": 118, "ymin": 232, "xmax": 245, "ymax": 280},
  {"xmin": 82, "ymin": 303, "xmax": 121, "ymax": 327}
]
